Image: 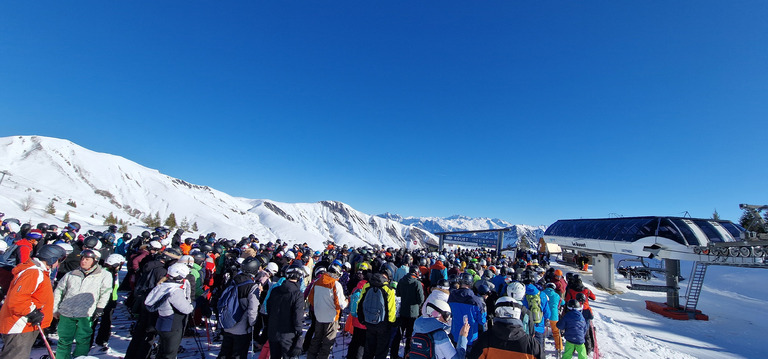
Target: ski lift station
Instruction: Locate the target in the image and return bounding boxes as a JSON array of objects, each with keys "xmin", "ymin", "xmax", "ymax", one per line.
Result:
[{"xmin": 544, "ymin": 215, "xmax": 768, "ymax": 320}]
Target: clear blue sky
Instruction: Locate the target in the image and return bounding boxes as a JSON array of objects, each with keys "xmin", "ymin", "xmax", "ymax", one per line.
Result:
[{"xmin": 1, "ymin": 1, "xmax": 766, "ymax": 226}]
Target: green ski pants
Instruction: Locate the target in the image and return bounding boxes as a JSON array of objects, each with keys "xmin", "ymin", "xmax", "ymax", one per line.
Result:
[
  {"xmin": 562, "ymin": 341, "xmax": 587, "ymax": 359},
  {"xmin": 55, "ymin": 316, "xmax": 94, "ymax": 359}
]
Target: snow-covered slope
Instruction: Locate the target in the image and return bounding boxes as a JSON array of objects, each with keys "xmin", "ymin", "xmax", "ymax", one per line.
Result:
[
  {"xmin": 0, "ymin": 135, "xmax": 435, "ymax": 249},
  {"xmin": 378, "ymin": 213, "xmax": 546, "ymax": 249}
]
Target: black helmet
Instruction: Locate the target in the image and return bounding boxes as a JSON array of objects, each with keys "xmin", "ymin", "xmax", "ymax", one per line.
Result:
[
  {"xmin": 379, "ymin": 267, "xmax": 393, "ymax": 280},
  {"xmin": 141, "ymin": 230, "xmax": 151, "ymax": 239},
  {"xmin": 108, "ymin": 225, "xmax": 118, "ymax": 233},
  {"xmin": 37, "ymin": 223, "xmax": 49, "ymax": 232},
  {"xmin": 83, "ymin": 236, "xmax": 99, "ymax": 249},
  {"xmin": 459, "ymin": 272, "xmax": 474, "ymax": 286},
  {"xmin": 192, "ymin": 252, "xmax": 206, "ymax": 265},
  {"xmin": 436, "ymin": 279, "xmax": 450, "ymax": 288},
  {"xmin": 241, "ymin": 257, "xmax": 261, "ymax": 275},
  {"xmin": 123, "ymin": 233, "xmax": 133, "ymax": 241},
  {"xmin": 200, "ymin": 244, "xmax": 214, "ymax": 253},
  {"xmin": 448, "ymin": 274, "xmax": 459, "ymax": 285},
  {"xmin": 409, "ymin": 265, "xmax": 420, "ymax": 276},
  {"xmin": 285, "ymin": 263, "xmax": 305, "ymax": 280},
  {"xmin": 576, "ymin": 292, "xmax": 587, "ymax": 303},
  {"xmin": 80, "ymin": 249, "xmax": 101, "ymax": 260},
  {"xmin": 48, "ymin": 224, "xmax": 59, "ymax": 232},
  {"xmin": 567, "ymin": 299, "xmax": 582, "ymax": 310},
  {"xmin": 19, "ymin": 223, "xmax": 32, "ymax": 238},
  {"xmin": 35, "ymin": 245, "xmax": 67, "ymax": 266}
]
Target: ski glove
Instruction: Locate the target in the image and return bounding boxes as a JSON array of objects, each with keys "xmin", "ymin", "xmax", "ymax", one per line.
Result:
[
  {"xmin": 92, "ymin": 308, "xmax": 104, "ymax": 319},
  {"xmin": 26, "ymin": 308, "xmax": 44, "ymax": 326},
  {"xmin": 287, "ymin": 346, "xmax": 302, "ymax": 358}
]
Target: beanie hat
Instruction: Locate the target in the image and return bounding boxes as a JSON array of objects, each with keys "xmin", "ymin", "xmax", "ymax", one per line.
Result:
[{"xmin": 26, "ymin": 229, "xmax": 44, "ymax": 240}]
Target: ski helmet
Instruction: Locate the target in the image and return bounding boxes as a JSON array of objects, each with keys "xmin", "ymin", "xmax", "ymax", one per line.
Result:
[
  {"xmin": 567, "ymin": 299, "xmax": 582, "ymax": 311},
  {"xmin": 241, "ymin": 257, "xmax": 261, "ymax": 275},
  {"xmin": 285, "ymin": 263, "xmax": 305, "ymax": 280},
  {"xmin": 494, "ymin": 296, "xmax": 522, "ymax": 320},
  {"xmin": 105, "ymin": 254, "xmax": 126, "ymax": 267},
  {"xmin": 35, "ymin": 245, "xmax": 67, "ymax": 266},
  {"xmin": 167, "ymin": 263, "xmax": 190, "ymax": 280},
  {"xmin": 66, "ymin": 222, "xmax": 81, "ymax": 232},
  {"xmin": 80, "ymin": 249, "xmax": 101, "ymax": 260}
]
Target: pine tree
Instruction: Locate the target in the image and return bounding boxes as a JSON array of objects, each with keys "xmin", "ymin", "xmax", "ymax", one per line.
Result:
[
  {"xmin": 192, "ymin": 221, "xmax": 199, "ymax": 232},
  {"xmin": 104, "ymin": 212, "xmax": 118, "ymax": 225},
  {"xmin": 180, "ymin": 217, "xmax": 190, "ymax": 231},
  {"xmin": 46, "ymin": 200, "xmax": 56, "ymax": 215},
  {"xmin": 153, "ymin": 212, "xmax": 162, "ymax": 227},
  {"xmin": 118, "ymin": 223, "xmax": 128, "ymax": 233},
  {"xmin": 164, "ymin": 213, "xmax": 177, "ymax": 229},
  {"xmin": 63, "ymin": 211, "xmax": 71, "ymax": 223},
  {"xmin": 518, "ymin": 235, "xmax": 529, "ymax": 251},
  {"xmin": 740, "ymin": 209, "xmax": 767, "ymax": 233},
  {"xmin": 712, "ymin": 210, "xmax": 720, "ymax": 221}
]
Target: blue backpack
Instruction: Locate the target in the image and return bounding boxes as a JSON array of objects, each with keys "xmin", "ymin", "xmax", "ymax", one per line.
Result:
[
  {"xmin": 408, "ymin": 332, "xmax": 434, "ymax": 359},
  {"xmin": 361, "ymin": 286, "xmax": 387, "ymax": 325},
  {"xmin": 217, "ymin": 279, "xmax": 254, "ymax": 329}
]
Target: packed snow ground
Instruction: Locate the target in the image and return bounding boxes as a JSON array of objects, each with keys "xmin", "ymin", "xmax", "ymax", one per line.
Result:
[{"xmin": 16, "ymin": 256, "xmax": 766, "ymax": 359}]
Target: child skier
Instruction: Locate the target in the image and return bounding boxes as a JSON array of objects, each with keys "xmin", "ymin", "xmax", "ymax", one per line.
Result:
[{"xmin": 557, "ymin": 299, "xmax": 588, "ymax": 359}]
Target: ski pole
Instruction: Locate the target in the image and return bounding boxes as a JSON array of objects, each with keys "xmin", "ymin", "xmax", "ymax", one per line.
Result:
[
  {"xmin": 37, "ymin": 325, "xmax": 56, "ymax": 359},
  {"xmin": 205, "ymin": 316, "xmax": 212, "ymax": 349}
]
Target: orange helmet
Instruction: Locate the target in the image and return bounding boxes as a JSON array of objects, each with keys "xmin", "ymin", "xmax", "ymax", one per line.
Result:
[{"xmin": 554, "ymin": 269, "xmax": 563, "ymax": 276}]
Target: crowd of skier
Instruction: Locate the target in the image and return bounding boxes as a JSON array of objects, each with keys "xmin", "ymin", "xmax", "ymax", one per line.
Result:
[{"xmin": 0, "ymin": 212, "xmax": 598, "ymax": 359}]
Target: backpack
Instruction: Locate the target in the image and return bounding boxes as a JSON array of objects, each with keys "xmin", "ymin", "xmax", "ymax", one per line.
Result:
[
  {"xmin": 361, "ymin": 286, "xmax": 387, "ymax": 325},
  {"xmin": 526, "ymin": 293, "xmax": 543, "ymax": 324},
  {"xmin": 0, "ymin": 236, "xmax": 20, "ymax": 269},
  {"xmin": 217, "ymin": 279, "xmax": 254, "ymax": 329},
  {"xmin": 146, "ymin": 292, "xmax": 171, "ymax": 313},
  {"xmin": 408, "ymin": 332, "xmax": 434, "ymax": 359}
]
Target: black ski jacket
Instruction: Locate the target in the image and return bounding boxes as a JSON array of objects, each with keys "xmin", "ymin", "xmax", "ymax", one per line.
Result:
[{"xmin": 266, "ymin": 279, "xmax": 305, "ymax": 337}]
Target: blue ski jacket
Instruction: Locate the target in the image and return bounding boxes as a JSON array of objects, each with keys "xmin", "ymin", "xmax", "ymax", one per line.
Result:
[
  {"xmin": 557, "ymin": 309, "xmax": 587, "ymax": 344},
  {"xmin": 447, "ymin": 287, "xmax": 486, "ymax": 345}
]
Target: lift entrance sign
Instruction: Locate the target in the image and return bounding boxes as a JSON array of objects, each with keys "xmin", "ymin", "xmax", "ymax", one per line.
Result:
[
  {"xmin": 443, "ymin": 235, "xmax": 500, "ymax": 248},
  {"xmin": 435, "ymin": 228, "xmax": 510, "ymax": 258}
]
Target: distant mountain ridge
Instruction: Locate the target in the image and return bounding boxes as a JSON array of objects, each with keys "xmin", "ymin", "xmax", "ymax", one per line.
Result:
[
  {"xmin": 0, "ymin": 135, "xmax": 434, "ymax": 249},
  {"xmin": 377, "ymin": 213, "xmax": 547, "ymax": 250}
]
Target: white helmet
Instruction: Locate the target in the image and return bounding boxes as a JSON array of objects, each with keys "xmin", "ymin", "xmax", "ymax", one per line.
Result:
[
  {"xmin": 105, "ymin": 254, "xmax": 126, "ymax": 267},
  {"xmin": 494, "ymin": 296, "xmax": 522, "ymax": 320},
  {"xmin": 178, "ymin": 255, "xmax": 195, "ymax": 267},
  {"xmin": 0, "ymin": 240, "xmax": 7, "ymax": 253},
  {"xmin": 5, "ymin": 222, "xmax": 20, "ymax": 233},
  {"xmin": 423, "ymin": 299, "xmax": 452, "ymax": 322},
  {"xmin": 167, "ymin": 263, "xmax": 190, "ymax": 280},
  {"xmin": 285, "ymin": 251, "xmax": 296, "ymax": 259},
  {"xmin": 265, "ymin": 262, "xmax": 279, "ymax": 275},
  {"xmin": 56, "ymin": 242, "xmax": 74, "ymax": 255},
  {"xmin": 507, "ymin": 282, "xmax": 526, "ymax": 301}
]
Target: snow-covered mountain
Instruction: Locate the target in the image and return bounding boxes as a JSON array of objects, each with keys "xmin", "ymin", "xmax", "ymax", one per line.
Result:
[
  {"xmin": 0, "ymin": 135, "xmax": 435, "ymax": 249},
  {"xmin": 378, "ymin": 213, "xmax": 547, "ymax": 250}
]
